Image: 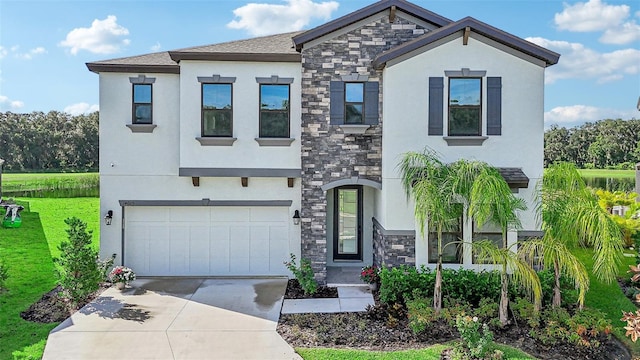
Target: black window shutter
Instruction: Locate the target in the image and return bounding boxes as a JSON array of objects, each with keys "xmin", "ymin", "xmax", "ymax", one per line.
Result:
[
  {"xmin": 364, "ymin": 81, "xmax": 379, "ymax": 125},
  {"xmin": 487, "ymin": 77, "xmax": 502, "ymax": 135},
  {"xmin": 428, "ymin": 77, "xmax": 444, "ymax": 135},
  {"xmin": 330, "ymin": 81, "xmax": 344, "ymax": 125}
]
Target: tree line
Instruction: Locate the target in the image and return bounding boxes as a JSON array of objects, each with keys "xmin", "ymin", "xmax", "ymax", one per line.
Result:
[
  {"xmin": 0, "ymin": 111, "xmax": 98, "ymax": 172},
  {"xmin": 545, "ymin": 118, "xmax": 640, "ymax": 169}
]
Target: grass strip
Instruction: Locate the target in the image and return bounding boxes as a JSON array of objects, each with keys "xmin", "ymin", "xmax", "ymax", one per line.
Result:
[
  {"xmin": 577, "ymin": 169, "xmax": 635, "ymax": 179},
  {"xmin": 0, "ymin": 197, "xmax": 99, "ymax": 359},
  {"xmin": 572, "ymin": 247, "xmax": 640, "ymax": 356}
]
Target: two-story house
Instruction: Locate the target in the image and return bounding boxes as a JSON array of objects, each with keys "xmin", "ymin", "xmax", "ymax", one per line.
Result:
[{"xmin": 88, "ymin": 0, "xmax": 558, "ymax": 283}]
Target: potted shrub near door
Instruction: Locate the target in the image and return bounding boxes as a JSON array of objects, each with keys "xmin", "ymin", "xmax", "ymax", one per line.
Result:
[{"xmin": 109, "ymin": 266, "xmax": 136, "ymax": 290}]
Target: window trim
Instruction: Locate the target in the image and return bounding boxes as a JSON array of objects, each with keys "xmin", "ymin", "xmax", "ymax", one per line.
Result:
[
  {"xmin": 200, "ymin": 83, "xmax": 234, "ymax": 138},
  {"xmin": 132, "ymin": 83, "xmax": 153, "ymax": 125},
  {"xmin": 447, "ymin": 77, "xmax": 483, "ymax": 137},
  {"xmin": 258, "ymin": 83, "xmax": 291, "ymax": 138},
  {"xmin": 472, "ymin": 221, "xmax": 504, "ymax": 264},
  {"xmin": 344, "ymin": 82, "xmax": 365, "ymax": 125},
  {"xmin": 428, "ymin": 214, "xmax": 463, "ymax": 265}
]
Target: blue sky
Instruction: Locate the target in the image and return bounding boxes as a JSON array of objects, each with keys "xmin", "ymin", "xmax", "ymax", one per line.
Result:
[{"xmin": 0, "ymin": 0, "xmax": 638, "ymax": 127}]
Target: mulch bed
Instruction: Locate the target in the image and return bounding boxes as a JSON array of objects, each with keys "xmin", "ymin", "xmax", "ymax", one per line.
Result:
[
  {"xmin": 284, "ymin": 279, "xmax": 338, "ymax": 299},
  {"xmin": 21, "ymin": 284, "xmax": 109, "ymax": 323},
  {"xmin": 277, "ymin": 286, "xmax": 632, "ymax": 360}
]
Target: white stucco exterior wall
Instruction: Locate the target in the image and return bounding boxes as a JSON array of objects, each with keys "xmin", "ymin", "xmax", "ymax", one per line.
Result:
[{"xmin": 378, "ymin": 35, "xmax": 545, "ymax": 242}]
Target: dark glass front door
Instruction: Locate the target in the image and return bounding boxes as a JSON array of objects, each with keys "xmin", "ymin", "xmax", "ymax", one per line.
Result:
[{"xmin": 333, "ymin": 186, "xmax": 362, "ymax": 260}]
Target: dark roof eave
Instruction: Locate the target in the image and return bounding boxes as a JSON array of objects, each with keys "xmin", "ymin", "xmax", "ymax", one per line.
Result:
[
  {"xmin": 86, "ymin": 63, "xmax": 180, "ymax": 74},
  {"xmin": 292, "ymin": 0, "xmax": 452, "ymax": 51},
  {"xmin": 373, "ymin": 17, "xmax": 560, "ymax": 69},
  {"xmin": 169, "ymin": 52, "xmax": 301, "ymax": 63}
]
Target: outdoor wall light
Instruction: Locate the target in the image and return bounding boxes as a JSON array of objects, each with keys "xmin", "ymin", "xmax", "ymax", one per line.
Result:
[
  {"xmin": 104, "ymin": 210, "xmax": 113, "ymax": 225},
  {"xmin": 293, "ymin": 210, "xmax": 301, "ymax": 225}
]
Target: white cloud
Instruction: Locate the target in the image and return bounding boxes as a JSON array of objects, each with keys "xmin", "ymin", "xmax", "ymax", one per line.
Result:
[
  {"xmin": 554, "ymin": 0, "xmax": 629, "ymax": 32},
  {"xmin": 14, "ymin": 46, "xmax": 47, "ymax": 60},
  {"xmin": 545, "ymin": 105, "xmax": 638, "ymax": 126},
  {"xmin": 227, "ymin": 0, "xmax": 339, "ymax": 36},
  {"xmin": 0, "ymin": 95, "xmax": 25, "ymax": 110},
  {"xmin": 0, "ymin": 46, "xmax": 7, "ymax": 59},
  {"xmin": 526, "ymin": 37, "xmax": 640, "ymax": 84},
  {"xmin": 60, "ymin": 15, "xmax": 130, "ymax": 55},
  {"xmin": 599, "ymin": 20, "xmax": 640, "ymax": 44},
  {"xmin": 150, "ymin": 42, "xmax": 161, "ymax": 52},
  {"xmin": 554, "ymin": 0, "xmax": 639, "ymax": 44},
  {"xmin": 64, "ymin": 102, "xmax": 99, "ymax": 116}
]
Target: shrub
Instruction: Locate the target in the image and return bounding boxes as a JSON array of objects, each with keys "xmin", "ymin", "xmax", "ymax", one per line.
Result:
[
  {"xmin": 531, "ymin": 307, "xmax": 611, "ymax": 348},
  {"xmin": 55, "ymin": 217, "xmax": 102, "ymax": 305},
  {"xmin": 455, "ymin": 314, "xmax": 495, "ymax": 359},
  {"xmin": 284, "ymin": 253, "xmax": 317, "ymax": 295},
  {"xmin": 97, "ymin": 253, "xmax": 116, "ymax": 282},
  {"xmin": 511, "ymin": 297, "xmax": 540, "ymax": 328},
  {"xmin": 379, "ymin": 266, "xmax": 502, "ymax": 307},
  {"xmin": 406, "ymin": 297, "xmax": 435, "ymax": 334},
  {"xmin": 537, "ymin": 269, "xmax": 579, "ymax": 307},
  {"xmin": 621, "ymin": 310, "xmax": 640, "ymax": 342}
]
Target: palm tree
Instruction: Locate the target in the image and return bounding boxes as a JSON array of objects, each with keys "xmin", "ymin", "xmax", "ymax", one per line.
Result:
[
  {"xmin": 399, "ymin": 151, "xmax": 541, "ymax": 320},
  {"xmin": 530, "ymin": 162, "xmax": 623, "ymax": 309},
  {"xmin": 469, "ymin": 166, "xmax": 541, "ymax": 326},
  {"xmin": 399, "ymin": 149, "xmax": 458, "ymax": 314}
]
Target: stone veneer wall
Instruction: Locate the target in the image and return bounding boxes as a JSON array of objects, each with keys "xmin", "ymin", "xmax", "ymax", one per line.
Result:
[
  {"xmin": 300, "ymin": 16, "xmax": 429, "ymax": 283},
  {"xmin": 372, "ymin": 220, "xmax": 416, "ymax": 268}
]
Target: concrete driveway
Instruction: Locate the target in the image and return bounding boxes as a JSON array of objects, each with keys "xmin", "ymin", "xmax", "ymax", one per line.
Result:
[{"xmin": 42, "ymin": 278, "xmax": 301, "ymax": 360}]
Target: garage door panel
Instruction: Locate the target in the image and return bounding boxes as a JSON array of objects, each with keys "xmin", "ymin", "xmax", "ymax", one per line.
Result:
[
  {"xmin": 250, "ymin": 207, "xmax": 288, "ymax": 222},
  {"xmin": 190, "ymin": 226, "xmax": 211, "ymax": 274},
  {"xmin": 126, "ymin": 206, "xmax": 292, "ymax": 276},
  {"xmin": 249, "ymin": 226, "xmax": 270, "ymax": 273},
  {"xmin": 170, "ymin": 208, "xmax": 210, "ymax": 222},
  {"xmin": 212, "ymin": 207, "xmax": 250, "ymax": 222},
  {"xmin": 210, "ymin": 226, "xmax": 230, "ymax": 273},
  {"xmin": 128, "ymin": 207, "xmax": 169, "ymax": 222},
  {"xmin": 269, "ymin": 226, "xmax": 289, "ymax": 272},
  {"xmin": 169, "ymin": 226, "xmax": 190, "ymax": 274},
  {"xmin": 148, "ymin": 226, "xmax": 170, "ymax": 275},
  {"xmin": 229, "ymin": 226, "xmax": 250, "ymax": 274}
]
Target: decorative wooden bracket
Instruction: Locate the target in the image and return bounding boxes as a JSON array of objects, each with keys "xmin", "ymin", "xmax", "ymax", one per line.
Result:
[
  {"xmin": 463, "ymin": 26, "xmax": 471, "ymax": 45},
  {"xmin": 192, "ymin": 177, "xmax": 200, "ymax": 187},
  {"xmin": 241, "ymin": 177, "xmax": 248, "ymax": 187},
  {"xmin": 287, "ymin": 178, "xmax": 294, "ymax": 188},
  {"xmin": 389, "ymin": 5, "xmax": 397, "ymax": 22}
]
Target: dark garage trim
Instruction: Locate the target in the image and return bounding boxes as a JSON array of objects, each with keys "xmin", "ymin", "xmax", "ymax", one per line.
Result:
[
  {"xmin": 179, "ymin": 167, "xmax": 301, "ymax": 178},
  {"xmin": 119, "ymin": 199, "xmax": 293, "ymax": 207}
]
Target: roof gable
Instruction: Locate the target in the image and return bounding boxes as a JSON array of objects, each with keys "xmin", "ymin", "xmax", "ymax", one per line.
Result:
[
  {"xmin": 292, "ymin": 0, "xmax": 452, "ymax": 51},
  {"xmin": 373, "ymin": 16, "xmax": 560, "ymax": 69}
]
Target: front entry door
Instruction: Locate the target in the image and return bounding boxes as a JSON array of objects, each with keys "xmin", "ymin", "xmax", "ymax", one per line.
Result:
[{"xmin": 333, "ymin": 186, "xmax": 362, "ymax": 261}]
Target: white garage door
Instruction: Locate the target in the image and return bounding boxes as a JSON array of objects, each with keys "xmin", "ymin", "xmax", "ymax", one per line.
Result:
[{"xmin": 124, "ymin": 206, "xmax": 291, "ymax": 276}]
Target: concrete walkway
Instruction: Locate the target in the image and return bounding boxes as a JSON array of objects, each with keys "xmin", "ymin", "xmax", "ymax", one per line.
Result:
[
  {"xmin": 43, "ymin": 278, "xmax": 301, "ymax": 360},
  {"xmin": 281, "ymin": 286, "xmax": 375, "ymax": 314}
]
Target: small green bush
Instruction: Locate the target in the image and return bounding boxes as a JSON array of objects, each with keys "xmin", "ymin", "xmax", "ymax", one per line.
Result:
[
  {"xmin": 537, "ymin": 269, "xmax": 579, "ymax": 307},
  {"xmin": 455, "ymin": 314, "xmax": 495, "ymax": 359},
  {"xmin": 511, "ymin": 297, "xmax": 540, "ymax": 328},
  {"xmin": 55, "ymin": 217, "xmax": 102, "ymax": 305},
  {"xmin": 406, "ymin": 297, "xmax": 435, "ymax": 334},
  {"xmin": 284, "ymin": 253, "xmax": 317, "ymax": 295},
  {"xmin": 531, "ymin": 307, "xmax": 612, "ymax": 348}
]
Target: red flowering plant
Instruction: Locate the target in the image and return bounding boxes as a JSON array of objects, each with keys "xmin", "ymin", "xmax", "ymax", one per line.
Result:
[
  {"xmin": 108, "ymin": 266, "xmax": 136, "ymax": 284},
  {"xmin": 360, "ymin": 265, "xmax": 379, "ymax": 284}
]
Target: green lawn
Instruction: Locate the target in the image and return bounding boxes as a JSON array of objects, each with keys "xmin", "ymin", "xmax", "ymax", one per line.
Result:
[
  {"xmin": 577, "ymin": 169, "xmax": 635, "ymax": 179},
  {"xmin": 572, "ymin": 247, "xmax": 640, "ymax": 356},
  {"xmin": 0, "ymin": 197, "xmax": 99, "ymax": 360},
  {"xmin": 297, "ymin": 343, "xmax": 535, "ymax": 359}
]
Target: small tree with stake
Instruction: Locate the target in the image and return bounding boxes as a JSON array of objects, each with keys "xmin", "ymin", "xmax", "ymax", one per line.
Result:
[{"xmin": 55, "ymin": 217, "xmax": 102, "ymax": 306}]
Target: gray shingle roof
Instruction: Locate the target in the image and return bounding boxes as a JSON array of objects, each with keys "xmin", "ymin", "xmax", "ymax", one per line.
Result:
[
  {"xmin": 373, "ymin": 16, "xmax": 560, "ymax": 69},
  {"xmin": 497, "ymin": 167, "xmax": 530, "ymax": 188},
  {"xmin": 86, "ymin": 31, "xmax": 303, "ymax": 74}
]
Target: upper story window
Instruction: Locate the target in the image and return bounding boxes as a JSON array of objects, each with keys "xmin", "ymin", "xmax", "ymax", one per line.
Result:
[
  {"xmin": 202, "ymin": 83, "xmax": 232, "ymax": 137},
  {"xmin": 344, "ymin": 83, "xmax": 364, "ymax": 124},
  {"xmin": 259, "ymin": 84, "xmax": 290, "ymax": 138},
  {"xmin": 428, "ymin": 70, "xmax": 502, "ymax": 145},
  {"xmin": 448, "ymin": 78, "xmax": 481, "ymax": 136},
  {"xmin": 330, "ymin": 74, "xmax": 379, "ymax": 130},
  {"xmin": 132, "ymin": 84, "xmax": 152, "ymax": 124}
]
